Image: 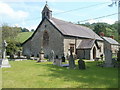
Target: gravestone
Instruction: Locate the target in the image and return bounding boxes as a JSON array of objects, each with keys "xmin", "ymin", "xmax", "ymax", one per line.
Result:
[
  {"xmin": 51, "ymin": 50, "xmax": 55, "ymax": 64},
  {"xmin": 0, "ymin": 40, "xmax": 11, "ymax": 68},
  {"xmin": 62, "ymin": 55, "xmax": 65, "ymax": 62},
  {"xmin": 49, "ymin": 50, "xmax": 54, "ymax": 62},
  {"xmin": 78, "ymin": 59, "xmax": 86, "ymax": 70},
  {"xmin": 69, "ymin": 48, "xmax": 75, "ymax": 69},
  {"xmin": 37, "ymin": 48, "xmax": 44, "ymax": 62},
  {"xmin": 40, "ymin": 48, "xmax": 44, "ymax": 60},
  {"xmin": 55, "ymin": 55, "xmax": 62, "ymax": 66},
  {"xmin": 55, "ymin": 59, "xmax": 62, "ymax": 66},
  {"xmin": 103, "ymin": 43, "xmax": 113, "ymax": 67}
]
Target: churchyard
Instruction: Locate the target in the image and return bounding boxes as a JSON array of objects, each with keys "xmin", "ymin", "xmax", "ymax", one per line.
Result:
[
  {"xmin": 1, "ymin": 3, "xmax": 119, "ymax": 88},
  {"xmin": 0, "ymin": 31, "xmax": 119, "ymax": 88},
  {"xmin": 2, "ymin": 60, "xmax": 118, "ymax": 88}
]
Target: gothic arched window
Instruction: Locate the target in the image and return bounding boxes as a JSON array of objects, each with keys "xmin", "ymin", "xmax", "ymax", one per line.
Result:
[{"xmin": 43, "ymin": 31, "xmax": 49, "ymax": 46}]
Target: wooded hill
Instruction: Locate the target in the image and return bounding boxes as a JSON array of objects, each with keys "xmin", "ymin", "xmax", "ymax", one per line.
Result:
[{"xmin": 78, "ymin": 21, "xmax": 119, "ymax": 43}]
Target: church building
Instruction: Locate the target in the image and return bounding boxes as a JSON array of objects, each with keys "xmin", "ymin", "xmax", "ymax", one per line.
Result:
[{"xmin": 22, "ymin": 4, "xmax": 104, "ymax": 60}]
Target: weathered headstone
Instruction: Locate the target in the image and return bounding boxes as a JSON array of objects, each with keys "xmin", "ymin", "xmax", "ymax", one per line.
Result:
[
  {"xmin": 55, "ymin": 55, "xmax": 62, "ymax": 66},
  {"xmin": 40, "ymin": 48, "xmax": 44, "ymax": 60},
  {"xmin": 49, "ymin": 50, "xmax": 54, "ymax": 62},
  {"xmin": 103, "ymin": 44, "xmax": 113, "ymax": 67},
  {"xmin": 68, "ymin": 48, "xmax": 75, "ymax": 69},
  {"xmin": 78, "ymin": 59, "xmax": 86, "ymax": 70},
  {"xmin": 62, "ymin": 55, "xmax": 65, "ymax": 62},
  {"xmin": 37, "ymin": 48, "xmax": 44, "ymax": 62},
  {"xmin": 0, "ymin": 40, "xmax": 11, "ymax": 68},
  {"xmin": 51, "ymin": 50, "xmax": 55, "ymax": 64}
]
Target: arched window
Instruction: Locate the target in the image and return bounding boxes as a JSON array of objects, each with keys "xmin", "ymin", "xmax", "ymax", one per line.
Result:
[{"xmin": 43, "ymin": 31, "xmax": 49, "ymax": 46}]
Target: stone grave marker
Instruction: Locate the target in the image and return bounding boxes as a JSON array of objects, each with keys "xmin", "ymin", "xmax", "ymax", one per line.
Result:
[
  {"xmin": 78, "ymin": 59, "xmax": 86, "ymax": 70},
  {"xmin": 37, "ymin": 48, "xmax": 44, "ymax": 62},
  {"xmin": 0, "ymin": 40, "xmax": 11, "ymax": 68},
  {"xmin": 61, "ymin": 55, "xmax": 65, "ymax": 62},
  {"xmin": 103, "ymin": 43, "xmax": 113, "ymax": 67},
  {"xmin": 68, "ymin": 48, "xmax": 75, "ymax": 69},
  {"xmin": 55, "ymin": 55, "xmax": 62, "ymax": 66}
]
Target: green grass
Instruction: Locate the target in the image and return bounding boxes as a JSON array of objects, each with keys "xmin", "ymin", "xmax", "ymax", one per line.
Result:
[
  {"xmin": 2, "ymin": 60, "xmax": 118, "ymax": 88},
  {"xmin": 15, "ymin": 32, "xmax": 33, "ymax": 43}
]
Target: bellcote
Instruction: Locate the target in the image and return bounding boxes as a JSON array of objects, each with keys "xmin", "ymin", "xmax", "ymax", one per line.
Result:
[{"xmin": 42, "ymin": 4, "xmax": 52, "ymax": 19}]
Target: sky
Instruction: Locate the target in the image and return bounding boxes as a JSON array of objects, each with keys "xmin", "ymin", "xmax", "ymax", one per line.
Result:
[{"xmin": 0, "ymin": 0, "xmax": 118, "ymax": 30}]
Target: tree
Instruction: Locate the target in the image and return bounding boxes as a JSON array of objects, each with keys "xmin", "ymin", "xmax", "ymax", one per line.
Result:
[
  {"xmin": 2, "ymin": 24, "xmax": 22, "ymax": 56},
  {"xmin": 2, "ymin": 24, "xmax": 21, "ymax": 41},
  {"xmin": 77, "ymin": 22, "xmax": 119, "ymax": 42},
  {"xmin": 21, "ymin": 28, "xmax": 29, "ymax": 32},
  {"xmin": 31, "ymin": 29, "xmax": 35, "ymax": 32},
  {"xmin": 93, "ymin": 23, "xmax": 106, "ymax": 36}
]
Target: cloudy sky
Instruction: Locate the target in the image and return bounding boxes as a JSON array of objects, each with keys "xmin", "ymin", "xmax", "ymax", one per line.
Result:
[{"xmin": 0, "ymin": 0, "xmax": 118, "ymax": 30}]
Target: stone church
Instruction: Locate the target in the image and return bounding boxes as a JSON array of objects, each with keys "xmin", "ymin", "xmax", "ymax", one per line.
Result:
[{"xmin": 22, "ymin": 4, "xmax": 104, "ymax": 60}]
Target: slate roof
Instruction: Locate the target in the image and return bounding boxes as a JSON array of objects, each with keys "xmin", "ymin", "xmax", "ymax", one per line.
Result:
[
  {"xmin": 77, "ymin": 39, "xmax": 95, "ymax": 49},
  {"xmin": 50, "ymin": 18, "xmax": 103, "ymax": 41},
  {"xmin": 102, "ymin": 37, "xmax": 119, "ymax": 45},
  {"xmin": 22, "ymin": 17, "xmax": 103, "ymax": 45}
]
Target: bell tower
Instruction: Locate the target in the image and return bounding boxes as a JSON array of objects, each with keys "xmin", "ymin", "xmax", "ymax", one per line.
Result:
[{"xmin": 42, "ymin": 2, "xmax": 52, "ymax": 19}]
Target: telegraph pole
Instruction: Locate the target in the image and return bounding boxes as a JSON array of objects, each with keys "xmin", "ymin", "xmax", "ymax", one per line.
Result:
[{"xmin": 108, "ymin": 0, "xmax": 120, "ymax": 35}]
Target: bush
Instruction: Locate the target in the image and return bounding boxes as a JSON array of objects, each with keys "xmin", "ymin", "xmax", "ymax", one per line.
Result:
[{"xmin": 6, "ymin": 41, "xmax": 21, "ymax": 56}]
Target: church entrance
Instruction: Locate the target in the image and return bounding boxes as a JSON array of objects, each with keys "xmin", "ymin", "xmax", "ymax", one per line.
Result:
[{"xmin": 93, "ymin": 47, "xmax": 96, "ymax": 59}]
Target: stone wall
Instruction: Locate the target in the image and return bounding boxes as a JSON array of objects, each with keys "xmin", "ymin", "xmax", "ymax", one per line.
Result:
[
  {"xmin": 22, "ymin": 18, "xmax": 104, "ymax": 60},
  {"xmin": 22, "ymin": 40, "xmax": 31, "ymax": 56},
  {"xmin": 64, "ymin": 37, "xmax": 104, "ymax": 60},
  {"xmin": 77, "ymin": 49, "xmax": 90, "ymax": 59},
  {"xmin": 29, "ymin": 19, "xmax": 64, "ymax": 58},
  {"xmin": 63, "ymin": 37, "xmax": 82, "ymax": 58}
]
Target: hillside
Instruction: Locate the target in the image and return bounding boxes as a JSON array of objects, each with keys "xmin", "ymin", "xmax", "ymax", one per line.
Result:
[{"xmin": 15, "ymin": 32, "xmax": 33, "ymax": 43}]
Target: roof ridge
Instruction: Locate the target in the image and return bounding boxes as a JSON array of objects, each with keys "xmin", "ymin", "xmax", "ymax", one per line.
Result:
[
  {"xmin": 52, "ymin": 17, "xmax": 92, "ymax": 29},
  {"xmin": 51, "ymin": 17, "xmax": 103, "ymax": 41}
]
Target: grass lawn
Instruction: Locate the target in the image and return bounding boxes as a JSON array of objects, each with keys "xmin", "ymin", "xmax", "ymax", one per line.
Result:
[
  {"xmin": 2, "ymin": 60, "xmax": 118, "ymax": 88},
  {"xmin": 15, "ymin": 32, "xmax": 33, "ymax": 43}
]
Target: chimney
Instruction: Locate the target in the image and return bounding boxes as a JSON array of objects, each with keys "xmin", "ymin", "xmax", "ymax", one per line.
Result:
[
  {"xmin": 99, "ymin": 32, "xmax": 104, "ymax": 37},
  {"xmin": 110, "ymin": 35, "xmax": 114, "ymax": 39}
]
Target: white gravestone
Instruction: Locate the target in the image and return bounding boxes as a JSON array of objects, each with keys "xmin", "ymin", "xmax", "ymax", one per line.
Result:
[{"xmin": 0, "ymin": 40, "xmax": 11, "ymax": 68}]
